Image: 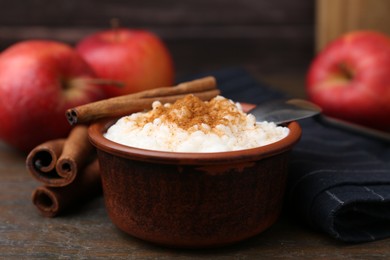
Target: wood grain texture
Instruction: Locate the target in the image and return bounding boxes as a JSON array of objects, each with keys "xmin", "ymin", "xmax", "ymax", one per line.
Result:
[
  {"xmin": 316, "ymin": 0, "xmax": 390, "ymax": 51},
  {"xmin": 0, "ymin": 0, "xmax": 313, "ymax": 26}
]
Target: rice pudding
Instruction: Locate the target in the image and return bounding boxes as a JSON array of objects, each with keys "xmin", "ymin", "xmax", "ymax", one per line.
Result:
[{"xmin": 104, "ymin": 95, "xmax": 289, "ymax": 152}]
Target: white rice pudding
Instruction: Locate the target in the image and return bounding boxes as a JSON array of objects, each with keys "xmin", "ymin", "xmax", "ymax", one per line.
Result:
[{"xmin": 104, "ymin": 95, "xmax": 289, "ymax": 153}]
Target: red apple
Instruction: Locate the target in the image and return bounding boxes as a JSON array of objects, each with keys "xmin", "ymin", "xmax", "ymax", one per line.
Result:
[
  {"xmin": 306, "ymin": 30, "xmax": 390, "ymax": 132},
  {"xmin": 0, "ymin": 40, "xmax": 105, "ymax": 153},
  {"xmin": 76, "ymin": 28, "xmax": 174, "ymax": 97}
]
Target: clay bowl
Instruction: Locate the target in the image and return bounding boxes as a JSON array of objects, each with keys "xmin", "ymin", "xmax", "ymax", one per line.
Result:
[{"xmin": 88, "ymin": 119, "xmax": 301, "ymax": 248}]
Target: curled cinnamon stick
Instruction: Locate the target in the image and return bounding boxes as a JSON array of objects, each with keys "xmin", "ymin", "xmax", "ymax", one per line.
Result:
[
  {"xmin": 26, "ymin": 126, "xmax": 95, "ymax": 187},
  {"xmin": 26, "ymin": 139, "xmax": 66, "ymax": 186},
  {"xmin": 66, "ymin": 76, "xmax": 219, "ymax": 125},
  {"xmin": 56, "ymin": 125, "xmax": 95, "ymax": 184},
  {"xmin": 32, "ymin": 160, "xmax": 101, "ymax": 218}
]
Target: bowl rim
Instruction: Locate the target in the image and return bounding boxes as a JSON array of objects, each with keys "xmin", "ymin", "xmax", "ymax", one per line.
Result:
[{"xmin": 88, "ymin": 118, "xmax": 301, "ymax": 165}]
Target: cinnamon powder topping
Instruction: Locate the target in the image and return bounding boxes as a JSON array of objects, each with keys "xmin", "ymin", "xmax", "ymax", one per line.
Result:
[{"xmin": 132, "ymin": 94, "xmax": 247, "ymax": 133}]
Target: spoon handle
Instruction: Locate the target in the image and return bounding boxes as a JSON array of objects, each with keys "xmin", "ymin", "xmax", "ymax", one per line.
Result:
[{"xmin": 320, "ymin": 115, "xmax": 390, "ymax": 143}]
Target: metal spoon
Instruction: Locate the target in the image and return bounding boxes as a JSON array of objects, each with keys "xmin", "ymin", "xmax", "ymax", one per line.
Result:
[
  {"xmin": 248, "ymin": 98, "xmax": 322, "ymax": 125},
  {"xmin": 249, "ymin": 98, "xmax": 390, "ymax": 142}
]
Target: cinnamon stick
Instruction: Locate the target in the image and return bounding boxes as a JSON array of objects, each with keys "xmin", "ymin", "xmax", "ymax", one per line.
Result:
[
  {"xmin": 26, "ymin": 139, "xmax": 66, "ymax": 186},
  {"xmin": 56, "ymin": 125, "xmax": 95, "ymax": 184},
  {"xmin": 32, "ymin": 159, "xmax": 101, "ymax": 218},
  {"xmin": 26, "ymin": 126, "xmax": 95, "ymax": 187},
  {"xmin": 66, "ymin": 76, "xmax": 219, "ymax": 125}
]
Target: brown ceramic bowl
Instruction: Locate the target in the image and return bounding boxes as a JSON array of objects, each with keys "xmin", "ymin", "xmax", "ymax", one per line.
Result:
[{"xmin": 88, "ymin": 119, "xmax": 301, "ymax": 248}]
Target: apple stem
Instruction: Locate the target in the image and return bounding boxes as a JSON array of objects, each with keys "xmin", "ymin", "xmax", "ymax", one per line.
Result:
[
  {"xmin": 110, "ymin": 18, "xmax": 120, "ymax": 42},
  {"xmin": 88, "ymin": 78, "xmax": 125, "ymax": 88},
  {"xmin": 339, "ymin": 63, "xmax": 354, "ymax": 80}
]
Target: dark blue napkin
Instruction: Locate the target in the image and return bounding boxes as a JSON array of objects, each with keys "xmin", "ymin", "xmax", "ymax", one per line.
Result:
[
  {"xmin": 181, "ymin": 67, "xmax": 390, "ymax": 243},
  {"xmin": 287, "ymin": 117, "xmax": 390, "ymax": 243}
]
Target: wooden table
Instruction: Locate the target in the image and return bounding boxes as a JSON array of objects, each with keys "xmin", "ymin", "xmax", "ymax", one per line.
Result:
[{"xmin": 1, "ymin": 72, "xmax": 390, "ymax": 259}]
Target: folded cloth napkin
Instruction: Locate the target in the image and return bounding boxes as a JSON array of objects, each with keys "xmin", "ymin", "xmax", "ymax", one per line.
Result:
[
  {"xmin": 287, "ymin": 118, "xmax": 390, "ymax": 243},
  {"xmin": 182, "ymin": 67, "xmax": 390, "ymax": 243}
]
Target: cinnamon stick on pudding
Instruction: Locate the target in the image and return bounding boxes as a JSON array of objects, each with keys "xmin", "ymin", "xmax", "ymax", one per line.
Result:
[
  {"xmin": 26, "ymin": 139, "xmax": 66, "ymax": 187},
  {"xmin": 66, "ymin": 76, "xmax": 219, "ymax": 125},
  {"xmin": 32, "ymin": 159, "xmax": 101, "ymax": 218},
  {"xmin": 26, "ymin": 126, "xmax": 95, "ymax": 187}
]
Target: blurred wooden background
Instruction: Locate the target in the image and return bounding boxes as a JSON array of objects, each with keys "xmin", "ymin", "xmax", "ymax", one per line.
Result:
[
  {"xmin": 2, "ymin": 0, "xmax": 390, "ymax": 97},
  {"xmin": 316, "ymin": 0, "xmax": 390, "ymax": 51},
  {"xmin": 0, "ymin": 0, "xmax": 315, "ymax": 90}
]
